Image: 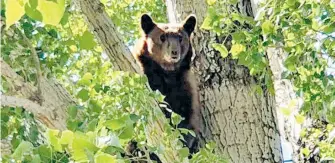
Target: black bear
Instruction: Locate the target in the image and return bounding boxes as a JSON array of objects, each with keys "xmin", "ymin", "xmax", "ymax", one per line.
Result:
[{"xmin": 132, "ymin": 14, "xmax": 201, "ymax": 153}]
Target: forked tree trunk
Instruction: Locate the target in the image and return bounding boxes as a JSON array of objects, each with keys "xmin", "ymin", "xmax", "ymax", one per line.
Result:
[
  {"xmin": 1, "ymin": 0, "xmax": 287, "ymax": 162},
  {"xmin": 166, "ymin": 0, "xmax": 282, "ymax": 162}
]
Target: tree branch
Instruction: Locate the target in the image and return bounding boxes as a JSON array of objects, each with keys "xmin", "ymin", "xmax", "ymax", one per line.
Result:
[
  {"xmin": 76, "ymin": 0, "xmax": 141, "ymax": 73},
  {"xmin": 76, "ymin": 0, "xmax": 181, "ymax": 162},
  {"xmin": 1, "ymin": 59, "xmax": 73, "ymax": 130},
  {"xmin": 15, "ymin": 27, "xmax": 44, "ymax": 104},
  {"xmin": 1, "ymin": 95, "xmax": 58, "ymax": 129}
]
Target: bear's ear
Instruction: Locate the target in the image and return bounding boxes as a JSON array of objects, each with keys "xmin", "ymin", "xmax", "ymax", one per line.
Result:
[
  {"xmin": 141, "ymin": 14, "xmax": 156, "ymax": 34},
  {"xmin": 183, "ymin": 14, "xmax": 196, "ymax": 35}
]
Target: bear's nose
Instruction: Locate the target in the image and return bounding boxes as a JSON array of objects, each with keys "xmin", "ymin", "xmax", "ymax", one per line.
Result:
[{"xmin": 171, "ymin": 50, "xmax": 178, "ymax": 56}]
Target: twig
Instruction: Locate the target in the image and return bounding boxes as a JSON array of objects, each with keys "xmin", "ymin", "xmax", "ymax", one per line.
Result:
[
  {"xmin": 15, "ymin": 27, "xmax": 44, "ymax": 104},
  {"xmin": 141, "ymin": 146, "xmax": 153, "ymax": 163}
]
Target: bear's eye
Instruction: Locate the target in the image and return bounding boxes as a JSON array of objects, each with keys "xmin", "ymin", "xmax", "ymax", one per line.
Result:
[
  {"xmin": 160, "ymin": 34, "xmax": 166, "ymax": 42},
  {"xmin": 178, "ymin": 35, "xmax": 183, "ymax": 42}
]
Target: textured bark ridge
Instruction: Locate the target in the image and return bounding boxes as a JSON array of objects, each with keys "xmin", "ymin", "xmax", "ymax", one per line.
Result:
[
  {"xmin": 76, "ymin": 0, "xmax": 140, "ymax": 73},
  {"xmin": 166, "ymin": 0, "xmax": 282, "ymax": 162},
  {"xmin": 1, "ymin": 59, "xmax": 74, "ymax": 130}
]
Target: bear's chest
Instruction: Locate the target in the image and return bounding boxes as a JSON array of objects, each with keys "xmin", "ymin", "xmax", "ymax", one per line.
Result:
[{"xmin": 145, "ymin": 68, "xmax": 192, "ymax": 118}]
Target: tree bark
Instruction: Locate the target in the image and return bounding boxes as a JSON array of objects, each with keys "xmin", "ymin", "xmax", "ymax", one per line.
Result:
[
  {"xmin": 76, "ymin": 0, "xmax": 140, "ymax": 73},
  {"xmin": 166, "ymin": 0, "xmax": 282, "ymax": 162},
  {"xmin": 1, "ymin": 59, "xmax": 75, "ymax": 130},
  {"xmin": 250, "ymin": 0, "xmax": 303, "ymax": 161},
  {"xmin": 76, "ymin": 0, "xmax": 182, "ymax": 162}
]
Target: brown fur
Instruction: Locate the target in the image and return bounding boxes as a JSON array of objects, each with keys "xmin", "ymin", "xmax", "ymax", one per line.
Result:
[{"xmin": 132, "ymin": 14, "xmax": 201, "ymax": 138}]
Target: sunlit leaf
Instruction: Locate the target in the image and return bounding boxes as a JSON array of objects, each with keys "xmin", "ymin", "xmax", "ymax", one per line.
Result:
[
  {"xmin": 230, "ymin": 43, "xmax": 246, "ymax": 58},
  {"xmin": 11, "ymin": 141, "xmax": 34, "ymax": 159},
  {"xmin": 79, "ymin": 31, "xmax": 97, "ymax": 50},
  {"xmin": 178, "ymin": 147, "xmax": 189, "ymax": 158},
  {"xmin": 94, "ymin": 152, "xmax": 116, "ymax": 163},
  {"xmin": 206, "ymin": 0, "xmax": 216, "ymax": 5},
  {"xmin": 25, "ymin": 0, "xmax": 43, "ymax": 21},
  {"xmin": 295, "ymin": 114, "xmax": 305, "ymax": 124},
  {"xmin": 105, "ymin": 119, "xmax": 125, "ymax": 130},
  {"xmin": 280, "ymin": 107, "xmax": 292, "ymax": 116},
  {"xmin": 79, "ymin": 72, "xmax": 93, "ymax": 86},
  {"xmin": 212, "ymin": 43, "xmax": 228, "ymax": 58},
  {"xmin": 119, "ymin": 124, "xmax": 134, "ymax": 139},
  {"xmin": 59, "ymin": 130, "xmax": 74, "ymax": 145},
  {"xmin": 47, "ymin": 129, "xmax": 63, "ymax": 152},
  {"xmin": 37, "ymin": 0, "xmax": 65, "ymax": 26},
  {"xmin": 301, "ymin": 147, "xmax": 310, "ymax": 156},
  {"xmin": 77, "ymin": 89, "xmax": 89, "ymax": 102},
  {"xmin": 261, "ymin": 20, "xmax": 274, "ymax": 35},
  {"xmin": 5, "ymin": 0, "xmax": 26, "ymax": 29}
]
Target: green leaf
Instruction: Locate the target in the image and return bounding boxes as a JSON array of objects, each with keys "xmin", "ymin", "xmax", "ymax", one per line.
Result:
[
  {"xmin": 201, "ymin": 16, "xmax": 213, "ymax": 30},
  {"xmin": 37, "ymin": 145, "xmax": 52, "ymax": 162},
  {"xmin": 284, "ymin": 55, "xmax": 297, "ymax": 72},
  {"xmin": 179, "ymin": 128, "xmax": 196, "ymax": 137},
  {"xmin": 206, "ymin": 0, "xmax": 216, "ymax": 5},
  {"xmin": 295, "ymin": 114, "xmax": 305, "ymax": 124},
  {"xmin": 11, "ymin": 141, "xmax": 34, "ymax": 159},
  {"xmin": 31, "ymin": 154, "xmax": 42, "ymax": 163},
  {"xmin": 47, "ymin": 129, "xmax": 63, "ymax": 152},
  {"xmin": 230, "ymin": 43, "xmax": 246, "ymax": 58},
  {"xmin": 119, "ymin": 124, "xmax": 134, "ymax": 139},
  {"xmin": 87, "ymin": 118, "xmax": 98, "ymax": 132},
  {"xmin": 229, "ymin": 0, "xmax": 238, "ymax": 5},
  {"xmin": 59, "ymin": 130, "xmax": 74, "ymax": 145},
  {"xmin": 29, "ymin": 0, "xmax": 38, "ymax": 8},
  {"xmin": 77, "ymin": 89, "xmax": 89, "ymax": 102},
  {"xmin": 94, "ymin": 152, "xmax": 116, "ymax": 163},
  {"xmin": 129, "ymin": 114, "xmax": 140, "ymax": 122},
  {"xmin": 171, "ymin": 112, "xmax": 182, "ymax": 126},
  {"xmin": 301, "ymin": 147, "xmax": 310, "ymax": 156},
  {"xmin": 1, "ymin": 124, "xmax": 8, "ymax": 139},
  {"xmin": 232, "ymin": 32, "xmax": 246, "ymax": 42},
  {"xmin": 68, "ymin": 105, "xmax": 77, "ymax": 119},
  {"xmin": 178, "ymin": 147, "xmax": 190, "ymax": 158},
  {"xmin": 79, "ymin": 31, "xmax": 97, "ymax": 50},
  {"xmin": 25, "ymin": 1, "xmax": 43, "ymax": 21},
  {"xmin": 79, "ymin": 72, "xmax": 93, "ymax": 86},
  {"xmin": 212, "ymin": 43, "xmax": 228, "ymax": 58},
  {"xmin": 286, "ymin": 0, "xmax": 296, "ymax": 7},
  {"xmin": 5, "ymin": 0, "xmax": 26, "ymax": 29},
  {"xmin": 261, "ymin": 20, "xmax": 274, "ymax": 35},
  {"xmin": 37, "ymin": 0, "xmax": 65, "ymax": 26},
  {"xmin": 88, "ymin": 100, "xmax": 102, "ymax": 113},
  {"xmin": 72, "ymin": 132, "xmax": 99, "ymax": 161},
  {"xmin": 60, "ymin": 11, "xmax": 69, "ymax": 26},
  {"xmin": 280, "ymin": 107, "xmax": 292, "ymax": 116},
  {"xmin": 105, "ymin": 119, "xmax": 125, "ymax": 130},
  {"xmin": 322, "ymin": 23, "xmax": 335, "ymax": 34}
]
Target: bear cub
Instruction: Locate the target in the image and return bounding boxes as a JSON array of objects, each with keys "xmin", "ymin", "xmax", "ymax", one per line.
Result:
[{"xmin": 133, "ymin": 14, "xmax": 201, "ymax": 153}]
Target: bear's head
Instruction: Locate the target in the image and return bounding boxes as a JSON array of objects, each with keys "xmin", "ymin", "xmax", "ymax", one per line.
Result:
[{"xmin": 140, "ymin": 14, "xmax": 196, "ymax": 71}]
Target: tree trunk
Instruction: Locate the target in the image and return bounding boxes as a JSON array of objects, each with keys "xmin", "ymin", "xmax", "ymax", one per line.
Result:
[
  {"xmin": 166, "ymin": 0, "xmax": 282, "ymax": 162},
  {"xmin": 75, "ymin": 0, "xmax": 140, "ymax": 73},
  {"xmin": 1, "ymin": 59, "xmax": 74, "ymax": 130},
  {"xmin": 250, "ymin": 1, "xmax": 302, "ymax": 161},
  {"xmin": 76, "ymin": 0, "xmax": 182, "ymax": 162}
]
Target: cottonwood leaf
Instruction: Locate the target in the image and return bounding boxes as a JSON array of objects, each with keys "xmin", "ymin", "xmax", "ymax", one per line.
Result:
[
  {"xmin": 11, "ymin": 141, "xmax": 34, "ymax": 159},
  {"xmin": 37, "ymin": 0, "xmax": 65, "ymax": 26},
  {"xmin": 94, "ymin": 152, "xmax": 116, "ymax": 163},
  {"xmin": 5, "ymin": 0, "xmax": 26, "ymax": 29},
  {"xmin": 212, "ymin": 43, "xmax": 228, "ymax": 58}
]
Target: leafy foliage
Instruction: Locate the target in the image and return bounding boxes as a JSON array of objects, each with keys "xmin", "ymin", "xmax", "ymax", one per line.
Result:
[
  {"xmin": 202, "ymin": 0, "xmax": 335, "ymax": 160},
  {"xmin": 1, "ymin": 0, "xmax": 226, "ymax": 162}
]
